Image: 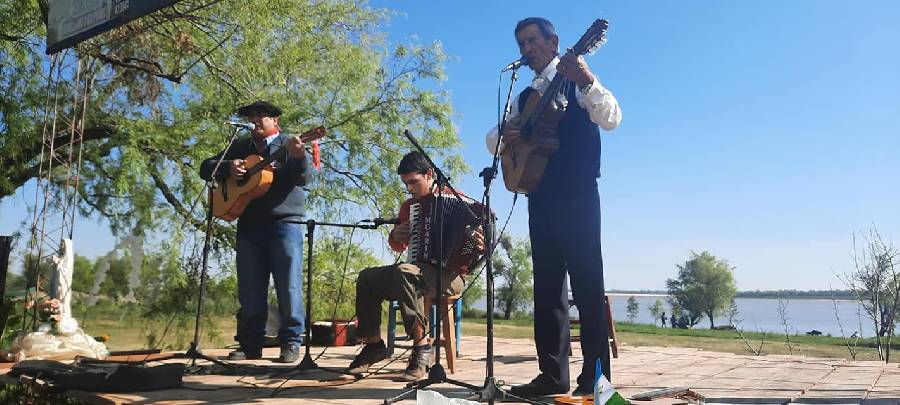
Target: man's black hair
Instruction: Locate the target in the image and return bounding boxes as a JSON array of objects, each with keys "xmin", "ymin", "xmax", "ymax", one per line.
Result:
[
  {"xmin": 514, "ymin": 17, "xmax": 557, "ymax": 39},
  {"xmin": 396, "ymin": 151, "xmax": 431, "ymax": 175}
]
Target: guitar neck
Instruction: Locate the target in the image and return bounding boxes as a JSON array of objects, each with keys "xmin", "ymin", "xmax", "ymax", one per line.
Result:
[
  {"xmin": 522, "ymin": 73, "xmax": 568, "ymax": 139},
  {"xmin": 243, "ymin": 127, "xmax": 325, "ymax": 177},
  {"xmin": 245, "ymin": 147, "xmax": 287, "ymax": 178}
]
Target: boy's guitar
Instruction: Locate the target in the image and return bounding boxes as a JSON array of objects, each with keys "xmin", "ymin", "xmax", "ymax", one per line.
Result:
[{"xmin": 211, "ymin": 126, "xmax": 326, "ymax": 221}]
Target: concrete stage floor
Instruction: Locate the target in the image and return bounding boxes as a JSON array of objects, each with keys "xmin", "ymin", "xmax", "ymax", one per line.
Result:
[{"xmin": 5, "ymin": 336, "xmax": 899, "ymax": 404}]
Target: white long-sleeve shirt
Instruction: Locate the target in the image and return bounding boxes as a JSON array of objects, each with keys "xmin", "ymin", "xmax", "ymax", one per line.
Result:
[{"xmin": 485, "ymin": 56, "xmax": 622, "ymax": 154}]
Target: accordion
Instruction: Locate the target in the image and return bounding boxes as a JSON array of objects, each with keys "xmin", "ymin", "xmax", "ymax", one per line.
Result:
[{"xmin": 406, "ymin": 194, "xmax": 491, "ymax": 274}]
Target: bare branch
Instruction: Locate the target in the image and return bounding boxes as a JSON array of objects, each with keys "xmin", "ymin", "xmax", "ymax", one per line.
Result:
[{"xmin": 87, "ymin": 52, "xmax": 183, "ymax": 83}]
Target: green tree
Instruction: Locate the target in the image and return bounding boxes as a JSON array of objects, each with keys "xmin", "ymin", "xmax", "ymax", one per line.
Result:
[
  {"xmin": 2, "ymin": 0, "xmax": 462, "ymax": 237},
  {"xmin": 72, "ymin": 255, "xmax": 95, "ymax": 294},
  {"xmin": 309, "ymin": 234, "xmax": 380, "ymax": 321},
  {"xmin": 2, "ymin": 0, "xmax": 464, "ymax": 347},
  {"xmin": 98, "ymin": 255, "xmax": 131, "ymax": 301},
  {"xmin": 648, "ymin": 298, "xmax": 664, "ymax": 326},
  {"xmin": 626, "ymin": 296, "xmax": 639, "ymax": 322},
  {"xmin": 459, "ymin": 272, "xmax": 485, "ymax": 316},
  {"xmin": 666, "ymin": 251, "xmax": 737, "ymax": 328},
  {"xmin": 493, "ymin": 236, "xmax": 533, "ymax": 320},
  {"xmin": 842, "ymin": 227, "xmax": 900, "ymax": 361}
]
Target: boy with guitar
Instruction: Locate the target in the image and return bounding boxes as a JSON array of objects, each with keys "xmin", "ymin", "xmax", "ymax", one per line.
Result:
[
  {"xmin": 199, "ymin": 100, "xmax": 309, "ymax": 363},
  {"xmin": 485, "ymin": 17, "xmax": 622, "ymax": 397}
]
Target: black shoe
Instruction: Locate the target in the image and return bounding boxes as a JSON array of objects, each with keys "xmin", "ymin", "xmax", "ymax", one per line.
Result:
[
  {"xmin": 400, "ymin": 344, "xmax": 432, "ymax": 382},
  {"xmin": 347, "ymin": 341, "xmax": 388, "ymax": 374},
  {"xmin": 227, "ymin": 346, "xmax": 262, "ymax": 361},
  {"xmin": 272, "ymin": 343, "xmax": 300, "ymax": 363},
  {"xmin": 509, "ymin": 374, "xmax": 569, "ymax": 398},
  {"xmin": 572, "ymin": 385, "xmax": 593, "ymax": 397}
]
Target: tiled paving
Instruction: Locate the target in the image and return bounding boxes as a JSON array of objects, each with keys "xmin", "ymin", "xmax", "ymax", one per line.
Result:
[{"xmin": 3, "ymin": 337, "xmax": 898, "ymax": 404}]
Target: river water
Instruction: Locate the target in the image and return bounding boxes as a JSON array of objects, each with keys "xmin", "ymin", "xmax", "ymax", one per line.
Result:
[
  {"xmin": 472, "ymin": 294, "xmax": 879, "ymax": 338},
  {"xmin": 605, "ymin": 294, "xmax": 876, "ymax": 338}
]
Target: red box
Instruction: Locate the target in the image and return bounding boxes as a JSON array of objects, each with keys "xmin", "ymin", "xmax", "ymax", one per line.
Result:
[{"xmin": 311, "ymin": 319, "xmax": 358, "ymax": 346}]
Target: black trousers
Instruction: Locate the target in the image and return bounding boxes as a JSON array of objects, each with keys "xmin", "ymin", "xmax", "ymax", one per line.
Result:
[{"xmin": 528, "ymin": 186, "xmax": 610, "ymax": 389}]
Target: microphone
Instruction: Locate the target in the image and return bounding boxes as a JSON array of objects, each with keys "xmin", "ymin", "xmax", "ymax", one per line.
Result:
[
  {"xmin": 368, "ymin": 217, "xmax": 400, "ymax": 226},
  {"xmin": 224, "ymin": 121, "xmax": 256, "ymax": 130},
  {"xmin": 500, "ymin": 55, "xmax": 529, "ymax": 72}
]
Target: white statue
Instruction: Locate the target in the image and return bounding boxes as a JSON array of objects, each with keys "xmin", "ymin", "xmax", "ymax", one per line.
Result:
[
  {"xmin": 51, "ymin": 238, "xmax": 79, "ymax": 335},
  {"xmin": 9, "ymin": 238, "xmax": 108, "ymax": 361}
]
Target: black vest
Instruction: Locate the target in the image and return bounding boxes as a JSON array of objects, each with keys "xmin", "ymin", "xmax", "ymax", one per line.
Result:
[{"xmin": 518, "ymin": 82, "xmax": 601, "ymax": 197}]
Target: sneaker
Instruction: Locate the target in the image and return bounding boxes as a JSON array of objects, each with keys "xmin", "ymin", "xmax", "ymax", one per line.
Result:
[
  {"xmin": 509, "ymin": 374, "xmax": 569, "ymax": 398},
  {"xmin": 273, "ymin": 343, "xmax": 300, "ymax": 363},
  {"xmin": 227, "ymin": 346, "xmax": 262, "ymax": 361},
  {"xmin": 347, "ymin": 341, "xmax": 388, "ymax": 374},
  {"xmin": 400, "ymin": 344, "xmax": 431, "ymax": 381}
]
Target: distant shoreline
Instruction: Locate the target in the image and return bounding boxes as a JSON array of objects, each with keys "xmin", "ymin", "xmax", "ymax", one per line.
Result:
[{"xmin": 607, "ymin": 290, "xmax": 858, "ymax": 301}]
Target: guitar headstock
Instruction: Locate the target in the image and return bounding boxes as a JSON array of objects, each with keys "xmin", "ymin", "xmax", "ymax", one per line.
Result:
[
  {"xmin": 300, "ymin": 125, "xmax": 327, "ymax": 142},
  {"xmin": 572, "ymin": 19, "xmax": 609, "ymax": 57}
]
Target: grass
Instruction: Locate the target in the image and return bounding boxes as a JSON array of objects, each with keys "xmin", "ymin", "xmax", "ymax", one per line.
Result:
[
  {"xmin": 22, "ymin": 302, "xmax": 897, "ymax": 363},
  {"xmin": 67, "ymin": 301, "xmax": 238, "ymax": 352},
  {"xmin": 460, "ymin": 317, "xmax": 899, "ymax": 362}
]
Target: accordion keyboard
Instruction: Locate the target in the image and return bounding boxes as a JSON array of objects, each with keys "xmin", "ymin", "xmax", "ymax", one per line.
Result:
[{"xmin": 406, "ymin": 202, "xmax": 422, "ymax": 263}]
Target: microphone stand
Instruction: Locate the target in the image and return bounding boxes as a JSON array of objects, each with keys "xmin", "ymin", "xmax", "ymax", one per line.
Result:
[
  {"xmin": 384, "ymin": 130, "xmax": 482, "ymax": 404},
  {"xmin": 472, "ymin": 66, "xmax": 544, "ymax": 405},
  {"xmin": 172, "ymin": 125, "xmax": 245, "ymax": 372},
  {"xmin": 276, "ymin": 219, "xmax": 380, "ymax": 379}
]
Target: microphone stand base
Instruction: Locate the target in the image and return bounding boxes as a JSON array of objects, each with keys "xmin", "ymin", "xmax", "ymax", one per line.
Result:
[
  {"xmin": 274, "ymin": 350, "xmax": 363, "ymax": 379},
  {"xmin": 384, "ymin": 364, "xmax": 482, "ymax": 405}
]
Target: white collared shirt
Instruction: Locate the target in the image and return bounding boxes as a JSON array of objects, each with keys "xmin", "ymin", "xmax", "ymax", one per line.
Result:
[{"xmin": 485, "ymin": 56, "xmax": 622, "ymax": 154}]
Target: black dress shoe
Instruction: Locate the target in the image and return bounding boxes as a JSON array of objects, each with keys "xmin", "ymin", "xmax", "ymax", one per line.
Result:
[
  {"xmin": 272, "ymin": 343, "xmax": 300, "ymax": 363},
  {"xmin": 572, "ymin": 385, "xmax": 594, "ymax": 397},
  {"xmin": 509, "ymin": 374, "xmax": 569, "ymax": 398}
]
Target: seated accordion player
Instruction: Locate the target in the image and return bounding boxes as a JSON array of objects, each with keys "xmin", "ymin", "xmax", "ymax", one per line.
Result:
[{"xmin": 406, "ymin": 193, "xmax": 493, "ymax": 275}]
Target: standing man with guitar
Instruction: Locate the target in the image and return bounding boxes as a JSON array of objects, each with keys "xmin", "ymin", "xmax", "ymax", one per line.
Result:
[
  {"xmin": 200, "ymin": 100, "xmax": 310, "ymax": 363},
  {"xmin": 485, "ymin": 17, "xmax": 622, "ymax": 397}
]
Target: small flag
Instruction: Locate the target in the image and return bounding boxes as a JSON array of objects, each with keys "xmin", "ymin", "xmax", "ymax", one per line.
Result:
[{"xmin": 594, "ymin": 359, "xmax": 628, "ymax": 405}]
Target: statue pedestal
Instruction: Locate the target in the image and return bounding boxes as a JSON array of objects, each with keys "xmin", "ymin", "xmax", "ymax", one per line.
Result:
[{"xmin": 9, "ymin": 323, "xmax": 109, "ymax": 362}]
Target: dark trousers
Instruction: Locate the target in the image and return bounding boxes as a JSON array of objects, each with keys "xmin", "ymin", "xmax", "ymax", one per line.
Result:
[{"xmin": 528, "ymin": 186, "xmax": 610, "ymax": 389}]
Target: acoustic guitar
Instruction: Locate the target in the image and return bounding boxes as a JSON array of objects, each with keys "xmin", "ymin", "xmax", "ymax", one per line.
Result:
[
  {"xmin": 211, "ymin": 126, "xmax": 326, "ymax": 221},
  {"xmin": 501, "ymin": 19, "xmax": 609, "ymax": 193}
]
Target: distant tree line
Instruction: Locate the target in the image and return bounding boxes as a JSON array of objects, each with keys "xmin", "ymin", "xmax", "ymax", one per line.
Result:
[
  {"xmin": 736, "ymin": 290, "xmax": 856, "ymax": 300},
  {"xmin": 608, "ymin": 289, "xmax": 856, "ymax": 300}
]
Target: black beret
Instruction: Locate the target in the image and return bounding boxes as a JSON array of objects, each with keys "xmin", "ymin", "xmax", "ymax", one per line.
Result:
[{"xmin": 237, "ymin": 100, "xmax": 283, "ymax": 117}]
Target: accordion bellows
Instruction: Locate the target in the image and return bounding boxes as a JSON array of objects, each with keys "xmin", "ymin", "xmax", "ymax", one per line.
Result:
[{"xmin": 406, "ymin": 194, "xmax": 491, "ymax": 274}]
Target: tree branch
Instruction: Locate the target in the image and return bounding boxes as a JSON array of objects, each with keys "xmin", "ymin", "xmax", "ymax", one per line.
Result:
[
  {"xmin": 88, "ymin": 52, "xmax": 184, "ymax": 83},
  {"xmin": 147, "ymin": 164, "xmax": 204, "ymax": 232},
  {"xmin": 0, "ymin": 33, "xmax": 25, "ymax": 42}
]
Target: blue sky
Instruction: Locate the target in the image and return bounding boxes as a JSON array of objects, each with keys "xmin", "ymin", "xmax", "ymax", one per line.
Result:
[
  {"xmin": 2, "ymin": 0, "xmax": 898, "ymax": 291},
  {"xmin": 367, "ymin": 0, "xmax": 900, "ymax": 291}
]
